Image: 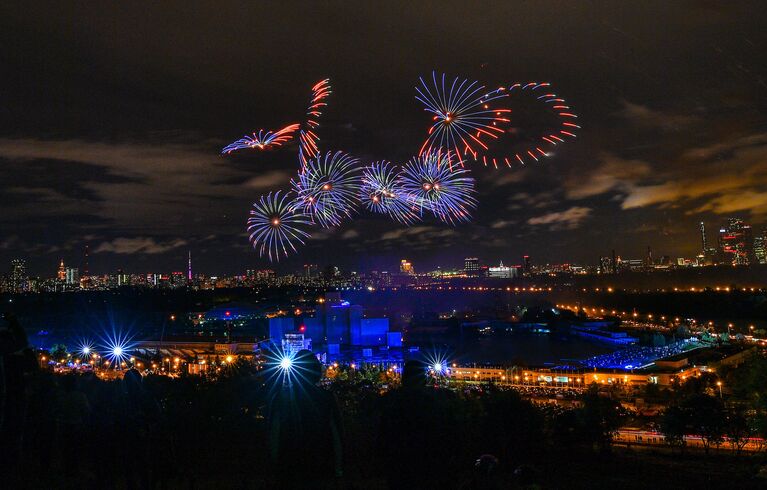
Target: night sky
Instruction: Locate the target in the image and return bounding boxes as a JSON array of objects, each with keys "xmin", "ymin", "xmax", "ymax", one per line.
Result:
[{"xmin": 2, "ymin": 2, "xmax": 767, "ymax": 276}]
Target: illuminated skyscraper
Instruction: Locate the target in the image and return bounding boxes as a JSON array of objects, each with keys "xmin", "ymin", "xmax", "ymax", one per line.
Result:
[
  {"xmin": 464, "ymin": 257, "xmax": 480, "ymax": 276},
  {"xmin": 400, "ymin": 259, "xmax": 414, "ymax": 275},
  {"xmin": 57, "ymin": 259, "xmax": 66, "ymax": 281},
  {"xmin": 9, "ymin": 259, "xmax": 28, "ymax": 293},
  {"xmin": 65, "ymin": 267, "xmax": 80, "ymax": 286},
  {"xmin": 754, "ymin": 233, "xmax": 767, "ymax": 265},
  {"xmin": 304, "ymin": 264, "xmax": 318, "ymax": 278},
  {"xmin": 718, "ymin": 218, "xmax": 755, "ymax": 265}
]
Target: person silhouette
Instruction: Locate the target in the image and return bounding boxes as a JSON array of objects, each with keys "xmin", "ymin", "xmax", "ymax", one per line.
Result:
[{"xmin": 266, "ymin": 349, "xmax": 343, "ymax": 489}]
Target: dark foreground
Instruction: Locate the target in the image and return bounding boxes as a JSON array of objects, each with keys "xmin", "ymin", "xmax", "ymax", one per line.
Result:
[{"xmin": 2, "ymin": 362, "xmax": 766, "ymax": 490}]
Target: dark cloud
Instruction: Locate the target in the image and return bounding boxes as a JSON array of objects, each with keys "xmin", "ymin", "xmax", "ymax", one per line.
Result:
[
  {"xmin": 93, "ymin": 237, "xmax": 188, "ymax": 255},
  {"xmin": 527, "ymin": 207, "xmax": 592, "ymax": 231}
]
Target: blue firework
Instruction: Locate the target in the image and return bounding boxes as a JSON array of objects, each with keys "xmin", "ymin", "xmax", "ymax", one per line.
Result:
[
  {"xmin": 247, "ymin": 191, "xmax": 312, "ymax": 262},
  {"xmin": 399, "ymin": 151, "xmax": 477, "ymax": 225},
  {"xmin": 292, "ymin": 151, "xmax": 361, "ymax": 228},
  {"xmin": 360, "ymin": 161, "xmax": 419, "ymax": 225},
  {"xmin": 416, "ymin": 72, "xmax": 509, "ymax": 164}
]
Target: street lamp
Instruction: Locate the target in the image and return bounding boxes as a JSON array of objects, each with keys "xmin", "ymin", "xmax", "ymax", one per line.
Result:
[{"xmin": 717, "ymin": 381, "xmax": 723, "ymax": 398}]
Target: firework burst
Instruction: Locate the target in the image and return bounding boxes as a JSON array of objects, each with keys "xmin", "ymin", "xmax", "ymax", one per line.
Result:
[
  {"xmin": 247, "ymin": 191, "xmax": 312, "ymax": 262},
  {"xmin": 400, "ymin": 151, "xmax": 477, "ymax": 225},
  {"xmin": 360, "ymin": 161, "xmax": 419, "ymax": 225},
  {"xmin": 221, "ymin": 124, "xmax": 300, "ymax": 154},
  {"xmin": 292, "ymin": 151, "xmax": 361, "ymax": 227},
  {"xmin": 416, "ymin": 72, "xmax": 510, "ymax": 166}
]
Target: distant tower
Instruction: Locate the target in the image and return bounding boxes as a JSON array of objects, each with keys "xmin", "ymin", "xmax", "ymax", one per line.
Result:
[
  {"xmin": 611, "ymin": 249, "xmax": 617, "ymax": 274},
  {"xmin": 84, "ymin": 245, "xmax": 89, "ymax": 276},
  {"xmin": 57, "ymin": 259, "xmax": 66, "ymax": 281},
  {"xmin": 699, "ymin": 222, "xmax": 707, "ymax": 253},
  {"xmin": 81, "ymin": 245, "xmax": 90, "ymax": 288},
  {"xmin": 188, "ymin": 250, "xmax": 192, "ymax": 281},
  {"xmin": 400, "ymin": 259, "xmax": 414, "ymax": 275}
]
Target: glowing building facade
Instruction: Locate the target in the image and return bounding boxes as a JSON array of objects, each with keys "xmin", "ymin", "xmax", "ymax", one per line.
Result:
[{"xmin": 718, "ymin": 218, "xmax": 754, "ymax": 265}]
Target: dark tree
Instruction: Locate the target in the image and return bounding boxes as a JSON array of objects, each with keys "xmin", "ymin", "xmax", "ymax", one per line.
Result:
[
  {"xmin": 725, "ymin": 405, "xmax": 752, "ymax": 455},
  {"xmin": 49, "ymin": 344, "xmax": 68, "ymax": 362},
  {"xmin": 660, "ymin": 405, "xmax": 688, "ymax": 453},
  {"xmin": 683, "ymin": 394, "xmax": 725, "ymax": 454},
  {"xmin": 577, "ymin": 387, "xmax": 626, "ymax": 452}
]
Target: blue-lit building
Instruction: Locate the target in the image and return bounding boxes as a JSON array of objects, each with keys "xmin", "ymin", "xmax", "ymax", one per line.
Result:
[{"xmin": 268, "ymin": 292, "xmax": 400, "ymax": 352}]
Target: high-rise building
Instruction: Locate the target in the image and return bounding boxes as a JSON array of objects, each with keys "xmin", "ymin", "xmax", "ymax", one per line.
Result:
[
  {"xmin": 464, "ymin": 257, "xmax": 480, "ymax": 276},
  {"xmin": 754, "ymin": 233, "xmax": 767, "ymax": 265},
  {"xmin": 698, "ymin": 222, "xmax": 718, "ymax": 265},
  {"xmin": 65, "ymin": 267, "xmax": 80, "ymax": 286},
  {"xmin": 522, "ymin": 255, "xmax": 531, "ymax": 275},
  {"xmin": 9, "ymin": 259, "xmax": 29, "ymax": 293},
  {"xmin": 599, "ymin": 256, "xmax": 613, "ymax": 274},
  {"xmin": 400, "ymin": 259, "xmax": 414, "ymax": 275},
  {"xmin": 718, "ymin": 218, "xmax": 755, "ymax": 265},
  {"xmin": 171, "ymin": 271, "xmax": 187, "ymax": 287},
  {"xmin": 304, "ymin": 264, "xmax": 318, "ymax": 278},
  {"xmin": 117, "ymin": 270, "xmax": 130, "ymax": 286},
  {"xmin": 645, "ymin": 246, "xmax": 653, "ymax": 268},
  {"xmin": 188, "ymin": 251, "xmax": 193, "ymax": 281},
  {"xmin": 57, "ymin": 259, "xmax": 66, "ymax": 281}
]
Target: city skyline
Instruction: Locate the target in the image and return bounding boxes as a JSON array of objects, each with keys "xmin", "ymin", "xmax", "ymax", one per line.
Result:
[
  {"xmin": 5, "ymin": 214, "xmax": 767, "ymax": 280},
  {"xmin": 2, "ymin": 3, "xmax": 767, "ymax": 275},
  {"xmin": 3, "ymin": 214, "xmax": 767, "ymax": 297}
]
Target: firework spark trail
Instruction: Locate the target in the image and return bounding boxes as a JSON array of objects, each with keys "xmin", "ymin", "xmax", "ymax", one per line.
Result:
[
  {"xmin": 299, "ymin": 79, "xmax": 332, "ymax": 168},
  {"xmin": 417, "ymin": 74, "xmax": 579, "ymax": 169},
  {"xmin": 221, "ymin": 124, "xmax": 300, "ymax": 154},
  {"xmin": 470, "ymin": 81, "xmax": 580, "ymax": 168}
]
